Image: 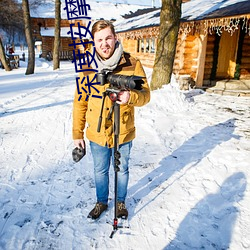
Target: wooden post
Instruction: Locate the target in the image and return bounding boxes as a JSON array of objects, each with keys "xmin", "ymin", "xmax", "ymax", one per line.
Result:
[{"xmin": 195, "ymin": 32, "xmax": 207, "ymax": 88}]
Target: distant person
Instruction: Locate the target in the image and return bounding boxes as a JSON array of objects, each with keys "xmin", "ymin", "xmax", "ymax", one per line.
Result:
[{"xmin": 8, "ymin": 46, "xmax": 14, "ymax": 54}]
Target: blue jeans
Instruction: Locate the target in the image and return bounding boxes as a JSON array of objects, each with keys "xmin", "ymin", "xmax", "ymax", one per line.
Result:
[{"xmin": 90, "ymin": 141, "xmax": 132, "ymax": 205}]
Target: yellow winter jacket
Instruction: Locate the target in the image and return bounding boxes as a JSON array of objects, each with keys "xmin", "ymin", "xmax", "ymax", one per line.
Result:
[{"xmin": 72, "ymin": 52, "xmax": 150, "ymax": 148}]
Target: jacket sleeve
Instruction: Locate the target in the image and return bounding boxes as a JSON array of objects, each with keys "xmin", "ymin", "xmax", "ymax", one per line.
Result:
[
  {"xmin": 72, "ymin": 72, "xmax": 88, "ymax": 140},
  {"xmin": 128, "ymin": 59, "xmax": 150, "ymax": 107}
]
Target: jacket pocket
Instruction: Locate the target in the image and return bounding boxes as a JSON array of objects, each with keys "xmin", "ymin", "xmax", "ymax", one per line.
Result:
[{"xmin": 120, "ymin": 106, "xmax": 135, "ymax": 134}]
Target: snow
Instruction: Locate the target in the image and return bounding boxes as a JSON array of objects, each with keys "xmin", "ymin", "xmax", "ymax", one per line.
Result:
[
  {"xmin": 30, "ymin": 0, "xmax": 152, "ymax": 20},
  {"xmin": 40, "ymin": 27, "xmax": 78, "ymax": 38},
  {"xmin": 29, "ymin": 0, "xmax": 250, "ymax": 36},
  {"xmin": 114, "ymin": 0, "xmax": 250, "ymax": 32},
  {"xmin": 85, "ymin": 0, "xmax": 161, "ymax": 7},
  {"xmin": 114, "ymin": 9, "xmax": 160, "ymax": 33},
  {"xmin": 181, "ymin": 0, "xmax": 249, "ymax": 21},
  {"xmin": 0, "ymin": 48, "xmax": 250, "ymax": 249}
]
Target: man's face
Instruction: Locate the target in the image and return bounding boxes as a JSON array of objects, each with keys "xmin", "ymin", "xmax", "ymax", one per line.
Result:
[{"xmin": 94, "ymin": 27, "xmax": 117, "ymax": 60}]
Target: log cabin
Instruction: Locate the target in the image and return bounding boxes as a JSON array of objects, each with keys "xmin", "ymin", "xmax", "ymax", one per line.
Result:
[{"xmin": 115, "ymin": 0, "xmax": 250, "ymax": 94}]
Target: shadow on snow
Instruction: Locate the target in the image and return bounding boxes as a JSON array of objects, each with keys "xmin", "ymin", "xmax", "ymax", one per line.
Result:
[
  {"xmin": 127, "ymin": 118, "xmax": 243, "ymax": 248},
  {"xmin": 164, "ymin": 172, "xmax": 247, "ymax": 249},
  {"xmin": 0, "ymin": 100, "xmax": 72, "ymax": 117},
  {"xmin": 128, "ymin": 118, "xmax": 239, "ymax": 213}
]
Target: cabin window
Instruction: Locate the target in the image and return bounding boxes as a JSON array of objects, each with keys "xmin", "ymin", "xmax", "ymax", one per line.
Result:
[
  {"xmin": 150, "ymin": 38, "xmax": 155, "ymax": 53},
  {"xmin": 137, "ymin": 39, "xmax": 141, "ymax": 53},
  {"xmin": 137, "ymin": 38, "xmax": 156, "ymax": 54},
  {"xmin": 137, "ymin": 38, "xmax": 145, "ymax": 53}
]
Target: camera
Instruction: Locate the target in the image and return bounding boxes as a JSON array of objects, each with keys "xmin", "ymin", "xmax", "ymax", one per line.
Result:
[{"xmin": 97, "ymin": 70, "xmax": 144, "ymax": 90}]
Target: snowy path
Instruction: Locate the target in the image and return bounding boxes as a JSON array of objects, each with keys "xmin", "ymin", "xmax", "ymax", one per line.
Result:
[{"xmin": 0, "ymin": 60, "xmax": 250, "ymax": 249}]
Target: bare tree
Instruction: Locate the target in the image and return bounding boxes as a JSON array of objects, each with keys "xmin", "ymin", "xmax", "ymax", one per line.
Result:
[
  {"xmin": 151, "ymin": 0, "xmax": 182, "ymax": 90},
  {"xmin": 0, "ymin": 38, "xmax": 11, "ymax": 71},
  {"xmin": 0, "ymin": 0, "xmax": 24, "ymax": 39},
  {"xmin": 22, "ymin": 0, "xmax": 35, "ymax": 75},
  {"xmin": 0, "ymin": 0, "xmax": 23, "ymax": 71},
  {"xmin": 53, "ymin": 0, "xmax": 61, "ymax": 70}
]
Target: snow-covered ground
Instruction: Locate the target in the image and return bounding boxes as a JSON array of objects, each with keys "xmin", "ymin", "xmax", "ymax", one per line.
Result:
[{"xmin": 0, "ymin": 49, "xmax": 250, "ymax": 250}]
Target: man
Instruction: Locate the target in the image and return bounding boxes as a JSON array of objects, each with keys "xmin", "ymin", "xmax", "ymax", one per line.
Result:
[{"xmin": 72, "ymin": 20, "xmax": 150, "ymax": 220}]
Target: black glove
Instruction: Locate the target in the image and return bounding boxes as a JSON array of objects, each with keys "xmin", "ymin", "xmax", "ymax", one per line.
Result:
[{"xmin": 72, "ymin": 146, "xmax": 86, "ymax": 162}]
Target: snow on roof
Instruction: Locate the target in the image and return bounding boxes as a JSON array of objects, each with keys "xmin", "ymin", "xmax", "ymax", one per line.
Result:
[
  {"xmin": 30, "ymin": 0, "xmax": 250, "ymax": 34},
  {"xmin": 40, "ymin": 27, "xmax": 79, "ymax": 37},
  {"xmin": 30, "ymin": 0, "xmax": 151, "ymax": 21},
  {"xmin": 35, "ymin": 41, "xmax": 42, "ymax": 45},
  {"xmin": 114, "ymin": 8, "xmax": 160, "ymax": 33},
  {"xmin": 182, "ymin": 0, "xmax": 250, "ymax": 21},
  {"xmin": 114, "ymin": 0, "xmax": 250, "ymax": 33}
]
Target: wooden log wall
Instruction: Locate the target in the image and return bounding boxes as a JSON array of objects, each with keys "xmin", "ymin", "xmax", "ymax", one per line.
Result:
[
  {"xmin": 203, "ymin": 33, "xmax": 216, "ymax": 82},
  {"xmin": 121, "ymin": 39, "xmax": 137, "ymax": 54},
  {"xmin": 120, "ymin": 38, "xmax": 156, "ymax": 68},
  {"xmin": 240, "ymin": 35, "xmax": 250, "ymax": 79},
  {"xmin": 184, "ymin": 35, "xmax": 198, "ymax": 79},
  {"xmin": 173, "ymin": 35, "xmax": 185, "ymax": 74},
  {"xmin": 134, "ymin": 53, "xmax": 155, "ymax": 68},
  {"xmin": 173, "ymin": 34, "xmax": 199, "ymax": 81},
  {"xmin": 32, "ymin": 18, "xmax": 84, "ymax": 30},
  {"xmin": 31, "ymin": 17, "xmax": 87, "ymax": 59},
  {"xmin": 41, "ymin": 37, "xmax": 73, "ymax": 58},
  {"xmin": 41, "ymin": 36, "xmax": 86, "ymax": 59}
]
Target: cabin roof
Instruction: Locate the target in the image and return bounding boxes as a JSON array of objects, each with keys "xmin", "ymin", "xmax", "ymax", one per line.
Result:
[
  {"xmin": 40, "ymin": 27, "xmax": 78, "ymax": 38},
  {"xmin": 182, "ymin": 0, "xmax": 250, "ymax": 21},
  {"xmin": 115, "ymin": 0, "xmax": 250, "ymax": 33}
]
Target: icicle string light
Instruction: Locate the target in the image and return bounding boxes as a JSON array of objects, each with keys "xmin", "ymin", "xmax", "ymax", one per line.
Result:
[
  {"xmin": 117, "ymin": 16, "xmax": 250, "ymax": 40},
  {"xmin": 179, "ymin": 16, "xmax": 250, "ymax": 36}
]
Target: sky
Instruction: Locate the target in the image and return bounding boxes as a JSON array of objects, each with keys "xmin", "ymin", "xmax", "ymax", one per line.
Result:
[{"xmin": 0, "ymin": 48, "xmax": 249, "ymax": 250}]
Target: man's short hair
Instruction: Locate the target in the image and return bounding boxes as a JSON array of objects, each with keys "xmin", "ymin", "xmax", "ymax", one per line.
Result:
[{"xmin": 91, "ymin": 20, "xmax": 116, "ymax": 38}]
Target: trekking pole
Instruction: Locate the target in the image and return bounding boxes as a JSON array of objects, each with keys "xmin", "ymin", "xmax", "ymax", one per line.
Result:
[{"xmin": 110, "ymin": 101, "xmax": 121, "ymax": 238}]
